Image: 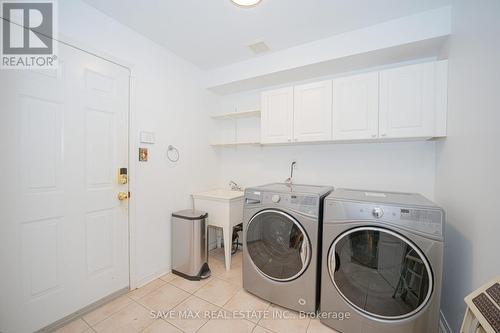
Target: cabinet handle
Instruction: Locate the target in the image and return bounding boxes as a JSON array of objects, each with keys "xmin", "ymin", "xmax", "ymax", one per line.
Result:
[
  {"xmin": 287, "ymin": 139, "xmax": 291, "ymax": 142},
  {"xmin": 381, "ymin": 133, "xmax": 387, "ymax": 137},
  {"xmin": 371, "ymin": 134, "xmax": 377, "ymax": 138}
]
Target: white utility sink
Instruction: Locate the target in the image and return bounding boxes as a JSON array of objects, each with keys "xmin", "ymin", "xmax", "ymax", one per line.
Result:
[{"xmin": 192, "ymin": 189, "xmax": 244, "ymax": 271}]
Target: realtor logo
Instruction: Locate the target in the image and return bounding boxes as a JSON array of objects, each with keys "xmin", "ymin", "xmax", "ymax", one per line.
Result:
[{"xmin": 1, "ymin": 0, "xmax": 58, "ymax": 69}]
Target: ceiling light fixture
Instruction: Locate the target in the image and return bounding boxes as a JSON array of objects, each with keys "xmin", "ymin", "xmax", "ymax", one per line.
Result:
[{"xmin": 230, "ymin": 0, "xmax": 262, "ymax": 8}]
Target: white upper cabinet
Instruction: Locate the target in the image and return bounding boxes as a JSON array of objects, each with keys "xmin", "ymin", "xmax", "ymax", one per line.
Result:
[
  {"xmin": 261, "ymin": 87, "xmax": 294, "ymax": 144},
  {"xmin": 333, "ymin": 72, "xmax": 379, "ymax": 140},
  {"xmin": 379, "ymin": 62, "xmax": 436, "ymax": 138},
  {"xmin": 293, "ymin": 80, "xmax": 333, "ymax": 142},
  {"xmin": 258, "ymin": 60, "xmax": 447, "ymax": 146},
  {"xmin": 434, "ymin": 60, "xmax": 448, "ymax": 137}
]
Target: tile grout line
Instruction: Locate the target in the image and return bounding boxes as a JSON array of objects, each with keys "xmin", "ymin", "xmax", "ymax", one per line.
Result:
[
  {"xmin": 122, "ymin": 286, "xmax": 191, "ymax": 333},
  {"xmin": 159, "ymin": 317, "xmax": 186, "ymax": 333},
  {"xmin": 133, "ymin": 286, "xmax": 190, "ymax": 313},
  {"xmin": 127, "ymin": 279, "xmax": 168, "ymax": 303},
  {"xmin": 137, "ymin": 319, "xmax": 158, "ymax": 333},
  {"xmin": 183, "ymin": 262, "xmax": 244, "ymax": 333},
  {"xmin": 192, "ymin": 283, "xmax": 226, "ymax": 333},
  {"xmin": 91, "ymin": 293, "xmax": 135, "ymax": 331},
  {"xmin": 193, "ymin": 317, "xmax": 210, "ymax": 333},
  {"xmin": 164, "ymin": 282, "xmax": 222, "ymax": 333},
  {"xmin": 255, "ymin": 304, "xmax": 279, "ymax": 333},
  {"xmin": 139, "ymin": 297, "xmax": 188, "ymax": 332},
  {"xmin": 165, "ymin": 273, "xmax": 235, "ymax": 309},
  {"xmin": 85, "ymin": 254, "xmax": 239, "ymax": 333},
  {"xmin": 102, "ymin": 297, "xmax": 147, "ymax": 332},
  {"xmin": 254, "ymin": 302, "xmax": 271, "ymax": 328},
  {"xmin": 304, "ymin": 315, "xmax": 313, "ymax": 333},
  {"xmin": 80, "ymin": 316, "xmax": 91, "ymax": 329},
  {"xmin": 61, "ymin": 294, "xmax": 136, "ymax": 332},
  {"xmin": 139, "ymin": 277, "xmax": 227, "ymax": 333}
]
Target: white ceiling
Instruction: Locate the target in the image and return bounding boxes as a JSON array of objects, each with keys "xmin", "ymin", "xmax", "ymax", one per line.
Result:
[{"xmin": 82, "ymin": 0, "xmax": 451, "ymax": 70}]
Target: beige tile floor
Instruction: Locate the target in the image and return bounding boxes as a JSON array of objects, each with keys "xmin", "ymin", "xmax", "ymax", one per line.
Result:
[{"xmin": 53, "ymin": 249, "xmax": 338, "ymax": 333}]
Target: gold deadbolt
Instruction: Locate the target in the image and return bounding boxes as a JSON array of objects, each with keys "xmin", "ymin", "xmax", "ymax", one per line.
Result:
[
  {"xmin": 118, "ymin": 192, "xmax": 129, "ymax": 201},
  {"xmin": 118, "ymin": 168, "xmax": 128, "ymax": 184}
]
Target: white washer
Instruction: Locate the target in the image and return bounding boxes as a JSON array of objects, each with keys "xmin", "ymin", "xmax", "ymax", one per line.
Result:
[{"xmin": 320, "ymin": 189, "xmax": 444, "ymax": 333}]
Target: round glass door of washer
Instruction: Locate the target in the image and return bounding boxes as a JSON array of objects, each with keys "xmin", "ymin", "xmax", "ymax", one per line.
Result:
[
  {"xmin": 246, "ymin": 209, "xmax": 311, "ymax": 282},
  {"xmin": 328, "ymin": 227, "xmax": 433, "ymax": 320}
]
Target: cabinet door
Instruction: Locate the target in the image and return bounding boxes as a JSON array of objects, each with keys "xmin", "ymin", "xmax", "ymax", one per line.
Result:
[
  {"xmin": 333, "ymin": 72, "xmax": 379, "ymax": 140},
  {"xmin": 293, "ymin": 80, "xmax": 333, "ymax": 142},
  {"xmin": 434, "ymin": 60, "xmax": 448, "ymax": 137},
  {"xmin": 379, "ymin": 62, "xmax": 435, "ymax": 138},
  {"xmin": 261, "ymin": 87, "xmax": 294, "ymax": 144}
]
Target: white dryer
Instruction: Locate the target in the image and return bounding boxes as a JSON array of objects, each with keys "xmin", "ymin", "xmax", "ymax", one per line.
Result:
[{"xmin": 320, "ymin": 189, "xmax": 444, "ymax": 333}]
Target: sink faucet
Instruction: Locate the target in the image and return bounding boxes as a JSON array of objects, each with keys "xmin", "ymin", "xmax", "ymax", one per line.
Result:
[
  {"xmin": 229, "ymin": 180, "xmax": 242, "ymax": 191},
  {"xmin": 284, "ymin": 161, "xmax": 297, "ymax": 184}
]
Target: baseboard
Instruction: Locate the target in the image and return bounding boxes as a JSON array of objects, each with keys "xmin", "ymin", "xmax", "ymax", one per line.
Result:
[
  {"xmin": 35, "ymin": 269, "xmax": 171, "ymax": 331},
  {"xmin": 36, "ymin": 287, "xmax": 129, "ymax": 333},
  {"xmin": 439, "ymin": 310, "xmax": 452, "ymax": 333}
]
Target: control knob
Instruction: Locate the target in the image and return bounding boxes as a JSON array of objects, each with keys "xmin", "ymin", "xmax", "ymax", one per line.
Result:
[
  {"xmin": 271, "ymin": 194, "xmax": 281, "ymax": 203},
  {"xmin": 372, "ymin": 207, "xmax": 384, "ymax": 219}
]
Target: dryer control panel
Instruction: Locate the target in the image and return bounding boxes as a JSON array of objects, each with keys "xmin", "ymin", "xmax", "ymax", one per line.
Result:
[{"xmin": 324, "ymin": 200, "xmax": 444, "ymax": 239}]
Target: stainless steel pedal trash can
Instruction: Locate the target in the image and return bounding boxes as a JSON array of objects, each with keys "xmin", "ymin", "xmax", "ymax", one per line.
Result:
[{"xmin": 171, "ymin": 210, "xmax": 211, "ymax": 280}]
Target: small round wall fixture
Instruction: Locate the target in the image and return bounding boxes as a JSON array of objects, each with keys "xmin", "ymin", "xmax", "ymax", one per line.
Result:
[
  {"xmin": 230, "ymin": 0, "xmax": 262, "ymax": 8},
  {"xmin": 167, "ymin": 145, "xmax": 180, "ymax": 162}
]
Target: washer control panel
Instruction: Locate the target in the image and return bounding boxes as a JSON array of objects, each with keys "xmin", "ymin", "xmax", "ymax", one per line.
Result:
[{"xmin": 261, "ymin": 192, "xmax": 319, "ymax": 216}]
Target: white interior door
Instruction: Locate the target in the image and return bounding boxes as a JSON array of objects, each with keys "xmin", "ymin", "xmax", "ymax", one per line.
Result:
[
  {"xmin": 260, "ymin": 87, "xmax": 294, "ymax": 144},
  {"xmin": 293, "ymin": 80, "xmax": 333, "ymax": 142},
  {"xmin": 333, "ymin": 72, "xmax": 379, "ymax": 140},
  {"xmin": 0, "ymin": 42, "xmax": 130, "ymax": 333}
]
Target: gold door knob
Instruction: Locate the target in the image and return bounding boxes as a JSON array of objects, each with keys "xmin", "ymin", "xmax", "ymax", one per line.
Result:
[{"xmin": 118, "ymin": 192, "xmax": 129, "ymax": 201}]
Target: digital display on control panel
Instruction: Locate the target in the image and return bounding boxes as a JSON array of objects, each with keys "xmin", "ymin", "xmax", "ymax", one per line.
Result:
[
  {"xmin": 291, "ymin": 195, "xmax": 316, "ymax": 206},
  {"xmin": 400, "ymin": 208, "xmax": 440, "ymax": 224}
]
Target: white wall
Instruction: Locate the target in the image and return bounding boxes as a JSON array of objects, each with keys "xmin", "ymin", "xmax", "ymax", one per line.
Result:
[
  {"xmin": 435, "ymin": 0, "xmax": 500, "ymax": 331},
  {"xmin": 213, "ymin": 76, "xmax": 438, "ymax": 200},
  {"xmin": 59, "ymin": 1, "xmax": 219, "ymax": 286},
  {"xmin": 205, "ymin": 6, "xmax": 451, "ymax": 93},
  {"xmin": 216, "ymin": 142, "xmax": 436, "ymax": 199}
]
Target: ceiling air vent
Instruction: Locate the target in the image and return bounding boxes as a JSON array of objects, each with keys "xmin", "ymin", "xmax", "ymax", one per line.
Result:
[{"xmin": 247, "ymin": 41, "xmax": 270, "ymax": 54}]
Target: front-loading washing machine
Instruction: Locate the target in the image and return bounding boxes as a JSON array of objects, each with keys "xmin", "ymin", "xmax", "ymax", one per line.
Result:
[
  {"xmin": 320, "ymin": 189, "xmax": 444, "ymax": 333},
  {"xmin": 243, "ymin": 183, "xmax": 333, "ymax": 313}
]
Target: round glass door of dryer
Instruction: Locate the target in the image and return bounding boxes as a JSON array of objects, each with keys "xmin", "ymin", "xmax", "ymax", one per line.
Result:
[
  {"xmin": 246, "ymin": 209, "xmax": 311, "ymax": 282},
  {"xmin": 328, "ymin": 227, "xmax": 433, "ymax": 320}
]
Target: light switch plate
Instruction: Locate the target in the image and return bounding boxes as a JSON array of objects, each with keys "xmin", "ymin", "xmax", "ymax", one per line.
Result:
[{"xmin": 140, "ymin": 131, "xmax": 155, "ymax": 144}]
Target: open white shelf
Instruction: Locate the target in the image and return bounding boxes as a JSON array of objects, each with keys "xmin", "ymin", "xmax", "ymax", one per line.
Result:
[
  {"xmin": 210, "ymin": 107, "xmax": 261, "ymax": 147},
  {"xmin": 210, "ymin": 141, "xmax": 261, "ymax": 147},
  {"xmin": 210, "ymin": 109, "xmax": 261, "ymax": 120}
]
